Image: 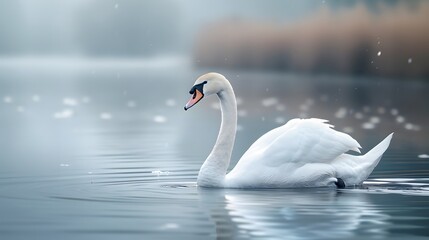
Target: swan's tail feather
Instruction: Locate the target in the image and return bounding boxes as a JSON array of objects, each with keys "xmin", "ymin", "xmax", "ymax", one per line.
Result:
[{"xmin": 334, "ymin": 133, "xmax": 393, "ymax": 186}]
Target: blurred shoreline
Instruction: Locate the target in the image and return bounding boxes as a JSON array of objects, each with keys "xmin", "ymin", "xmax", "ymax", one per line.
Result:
[{"xmin": 194, "ymin": 3, "xmax": 429, "ymax": 79}]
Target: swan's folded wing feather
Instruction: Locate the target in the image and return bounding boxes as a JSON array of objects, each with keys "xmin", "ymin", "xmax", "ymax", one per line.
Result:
[
  {"xmin": 254, "ymin": 118, "xmax": 361, "ymax": 167},
  {"xmin": 240, "ymin": 118, "xmax": 303, "ymax": 160}
]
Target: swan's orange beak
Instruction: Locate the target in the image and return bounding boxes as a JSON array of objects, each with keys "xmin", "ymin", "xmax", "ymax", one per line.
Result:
[{"xmin": 184, "ymin": 89, "xmax": 204, "ymax": 111}]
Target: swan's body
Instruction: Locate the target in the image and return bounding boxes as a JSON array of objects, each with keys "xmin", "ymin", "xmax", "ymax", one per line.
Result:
[{"xmin": 184, "ymin": 73, "xmax": 393, "ymax": 188}]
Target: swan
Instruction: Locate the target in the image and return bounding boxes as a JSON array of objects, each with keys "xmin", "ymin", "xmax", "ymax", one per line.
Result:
[{"xmin": 184, "ymin": 72, "xmax": 393, "ymax": 188}]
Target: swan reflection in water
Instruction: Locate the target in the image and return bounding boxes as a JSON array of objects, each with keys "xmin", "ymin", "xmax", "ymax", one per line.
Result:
[{"xmin": 198, "ymin": 188, "xmax": 389, "ymax": 240}]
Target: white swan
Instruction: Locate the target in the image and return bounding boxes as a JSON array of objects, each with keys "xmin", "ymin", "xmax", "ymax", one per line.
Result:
[{"xmin": 184, "ymin": 72, "xmax": 393, "ymax": 188}]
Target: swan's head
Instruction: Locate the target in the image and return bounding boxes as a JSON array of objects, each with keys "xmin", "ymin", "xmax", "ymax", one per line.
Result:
[{"xmin": 184, "ymin": 72, "xmax": 227, "ymax": 111}]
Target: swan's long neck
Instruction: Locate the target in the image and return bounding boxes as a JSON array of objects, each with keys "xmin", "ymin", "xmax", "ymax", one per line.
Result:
[{"xmin": 197, "ymin": 83, "xmax": 237, "ymax": 187}]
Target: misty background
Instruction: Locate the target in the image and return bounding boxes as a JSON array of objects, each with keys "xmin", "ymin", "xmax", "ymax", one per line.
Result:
[{"xmin": 1, "ymin": 0, "xmax": 427, "ymax": 78}]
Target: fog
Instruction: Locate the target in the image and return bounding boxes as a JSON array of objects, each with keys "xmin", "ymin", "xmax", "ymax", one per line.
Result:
[{"xmin": 0, "ymin": 0, "xmax": 427, "ymax": 78}]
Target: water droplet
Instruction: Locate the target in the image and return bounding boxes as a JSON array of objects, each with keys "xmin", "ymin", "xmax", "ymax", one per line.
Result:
[
  {"xmin": 377, "ymin": 51, "xmax": 381, "ymax": 56},
  {"xmin": 3, "ymin": 96, "xmax": 13, "ymax": 103},
  {"xmin": 362, "ymin": 122, "xmax": 375, "ymax": 129},
  {"xmin": 32, "ymin": 95, "xmax": 40, "ymax": 102},
  {"xmin": 369, "ymin": 116, "xmax": 380, "ymax": 124},
  {"xmin": 63, "ymin": 98, "xmax": 78, "ymax": 106},
  {"xmin": 396, "ymin": 116, "xmax": 405, "ymax": 123},
  {"xmin": 153, "ymin": 115, "xmax": 167, "ymax": 123},
  {"xmin": 408, "ymin": 58, "xmax": 413, "ymax": 64},
  {"xmin": 160, "ymin": 223, "xmax": 179, "ymax": 230},
  {"xmin": 165, "ymin": 99, "xmax": 176, "ymax": 107},
  {"xmin": 390, "ymin": 108, "xmax": 399, "ymax": 116},
  {"xmin": 335, "ymin": 107, "xmax": 347, "ymax": 119},
  {"xmin": 81, "ymin": 96, "xmax": 91, "ymax": 103},
  {"xmin": 17, "ymin": 106, "xmax": 25, "ymax": 113},
  {"xmin": 418, "ymin": 154, "xmax": 429, "ymax": 159},
  {"xmin": 100, "ymin": 112, "xmax": 112, "ymax": 120},
  {"xmin": 354, "ymin": 112, "xmax": 363, "ymax": 119},
  {"xmin": 127, "ymin": 101, "xmax": 136, "ymax": 108},
  {"xmin": 261, "ymin": 97, "xmax": 278, "ymax": 107},
  {"xmin": 53, "ymin": 109, "xmax": 74, "ymax": 119},
  {"xmin": 152, "ymin": 170, "xmax": 170, "ymax": 176}
]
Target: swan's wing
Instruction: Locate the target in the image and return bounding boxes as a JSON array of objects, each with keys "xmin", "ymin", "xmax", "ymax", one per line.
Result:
[
  {"xmin": 240, "ymin": 118, "xmax": 361, "ymax": 168},
  {"xmin": 240, "ymin": 118, "xmax": 303, "ymax": 160}
]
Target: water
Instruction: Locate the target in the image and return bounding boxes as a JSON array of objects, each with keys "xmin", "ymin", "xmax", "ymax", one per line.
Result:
[{"xmin": 1, "ymin": 59, "xmax": 429, "ymax": 239}]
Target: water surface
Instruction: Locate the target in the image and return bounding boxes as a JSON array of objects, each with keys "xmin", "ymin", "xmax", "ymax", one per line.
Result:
[{"xmin": 1, "ymin": 61, "xmax": 429, "ymax": 239}]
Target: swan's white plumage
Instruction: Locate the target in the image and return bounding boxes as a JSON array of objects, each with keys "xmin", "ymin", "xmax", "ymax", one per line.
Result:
[{"xmin": 186, "ymin": 72, "xmax": 393, "ymax": 188}]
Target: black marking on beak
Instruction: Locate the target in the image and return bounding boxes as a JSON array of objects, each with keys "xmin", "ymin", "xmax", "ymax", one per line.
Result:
[{"xmin": 189, "ymin": 81, "xmax": 207, "ymax": 95}]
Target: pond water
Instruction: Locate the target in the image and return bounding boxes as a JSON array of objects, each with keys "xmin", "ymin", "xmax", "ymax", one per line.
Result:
[{"xmin": 0, "ymin": 59, "xmax": 428, "ymax": 239}]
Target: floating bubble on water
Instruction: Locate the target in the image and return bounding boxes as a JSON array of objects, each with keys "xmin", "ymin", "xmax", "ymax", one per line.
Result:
[
  {"xmin": 236, "ymin": 97, "xmax": 243, "ymax": 106},
  {"xmin": 127, "ymin": 100, "xmax": 136, "ymax": 108},
  {"xmin": 16, "ymin": 106, "xmax": 25, "ymax": 113},
  {"xmin": 236, "ymin": 124, "xmax": 244, "ymax": 132},
  {"xmin": 165, "ymin": 99, "xmax": 176, "ymax": 107},
  {"xmin": 391, "ymin": 108, "xmax": 399, "ymax": 116},
  {"xmin": 418, "ymin": 154, "xmax": 429, "ymax": 159},
  {"xmin": 354, "ymin": 112, "xmax": 364, "ymax": 119},
  {"xmin": 32, "ymin": 95, "xmax": 40, "ymax": 102},
  {"xmin": 63, "ymin": 98, "xmax": 78, "ymax": 106},
  {"xmin": 100, "ymin": 112, "xmax": 112, "ymax": 120},
  {"xmin": 60, "ymin": 163, "xmax": 70, "ymax": 167},
  {"xmin": 114, "ymin": 3, "xmax": 118, "ymax": 8},
  {"xmin": 369, "ymin": 116, "xmax": 380, "ymax": 124},
  {"xmin": 377, "ymin": 107, "xmax": 385, "ymax": 114},
  {"xmin": 153, "ymin": 115, "xmax": 167, "ymax": 123},
  {"xmin": 377, "ymin": 51, "xmax": 381, "ymax": 56},
  {"xmin": 408, "ymin": 58, "xmax": 413, "ymax": 64},
  {"xmin": 335, "ymin": 107, "xmax": 347, "ymax": 119},
  {"xmin": 343, "ymin": 126, "xmax": 354, "ymax": 133},
  {"xmin": 81, "ymin": 96, "xmax": 91, "ymax": 103},
  {"xmin": 396, "ymin": 116, "xmax": 405, "ymax": 123},
  {"xmin": 362, "ymin": 122, "xmax": 375, "ymax": 129},
  {"xmin": 261, "ymin": 97, "xmax": 278, "ymax": 107},
  {"xmin": 54, "ymin": 109, "xmax": 74, "ymax": 119},
  {"xmin": 238, "ymin": 109, "xmax": 247, "ymax": 117},
  {"xmin": 261, "ymin": 116, "xmax": 265, "ymax": 122},
  {"xmin": 404, "ymin": 123, "xmax": 421, "ymax": 131},
  {"xmin": 151, "ymin": 170, "xmax": 170, "ymax": 176},
  {"xmin": 3, "ymin": 96, "xmax": 12, "ymax": 103},
  {"xmin": 275, "ymin": 117, "xmax": 286, "ymax": 124},
  {"xmin": 160, "ymin": 223, "xmax": 179, "ymax": 230}
]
